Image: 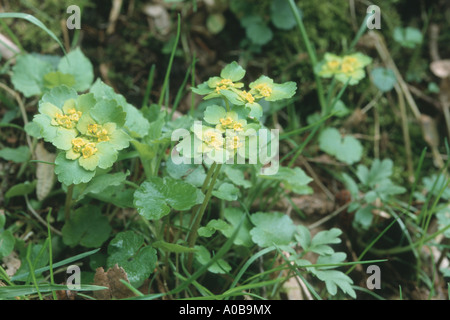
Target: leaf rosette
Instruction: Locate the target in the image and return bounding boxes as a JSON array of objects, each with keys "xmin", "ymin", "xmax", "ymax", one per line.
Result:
[{"xmin": 31, "ymin": 86, "xmax": 131, "ymax": 185}]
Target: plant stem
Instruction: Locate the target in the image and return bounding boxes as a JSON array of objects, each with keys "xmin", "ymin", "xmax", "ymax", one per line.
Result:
[
  {"xmin": 158, "ymin": 14, "xmax": 181, "ymax": 109},
  {"xmin": 64, "ymin": 184, "xmax": 74, "ymax": 221},
  {"xmin": 187, "ymin": 163, "xmax": 222, "ymax": 268},
  {"xmin": 288, "ymin": 0, "xmax": 326, "ymax": 112}
]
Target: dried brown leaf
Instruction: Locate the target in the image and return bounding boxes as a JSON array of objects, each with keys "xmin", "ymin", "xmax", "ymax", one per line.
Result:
[
  {"xmin": 35, "ymin": 142, "xmax": 56, "ymax": 201},
  {"xmin": 93, "ymin": 264, "xmax": 134, "ymax": 300}
]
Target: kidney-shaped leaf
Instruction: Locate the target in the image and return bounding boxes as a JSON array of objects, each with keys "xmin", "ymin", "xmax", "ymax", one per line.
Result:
[{"xmin": 134, "ymin": 177, "xmax": 204, "ymax": 220}]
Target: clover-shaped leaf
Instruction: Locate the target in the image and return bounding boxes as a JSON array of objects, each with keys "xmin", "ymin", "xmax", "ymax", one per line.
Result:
[
  {"xmin": 107, "ymin": 231, "xmax": 157, "ymax": 288},
  {"xmin": 134, "ymin": 177, "xmax": 204, "ymax": 220}
]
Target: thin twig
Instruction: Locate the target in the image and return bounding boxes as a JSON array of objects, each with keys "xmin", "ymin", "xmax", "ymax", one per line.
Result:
[
  {"xmin": 0, "ymin": 82, "xmax": 33, "ymax": 153},
  {"xmin": 25, "ymin": 195, "xmax": 62, "ymax": 236}
]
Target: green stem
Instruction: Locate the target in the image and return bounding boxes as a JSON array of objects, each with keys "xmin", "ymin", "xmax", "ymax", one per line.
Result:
[
  {"xmin": 187, "ymin": 163, "xmax": 222, "ymax": 267},
  {"xmin": 64, "ymin": 184, "xmax": 74, "ymax": 221},
  {"xmin": 288, "ymin": 0, "xmax": 326, "ymax": 112},
  {"xmin": 158, "ymin": 14, "xmax": 181, "ymax": 109}
]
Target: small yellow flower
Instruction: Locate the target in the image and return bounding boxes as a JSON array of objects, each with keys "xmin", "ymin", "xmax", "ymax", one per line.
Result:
[
  {"xmin": 66, "ymin": 108, "xmax": 82, "ymax": 121},
  {"xmin": 87, "ymin": 123, "xmax": 99, "ymax": 135},
  {"xmin": 341, "ymin": 63, "xmax": 354, "ymax": 74},
  {"xmin": 96, "ymin": 128, "xmax": 110, "ymax": 142},
  {"xmin": 253, "ymin": 84, "xmax": 272, "ymax": 98},
  {"xmin": 220, "ymin": 116, "xmax": 234, "ymax": 127},
  {"xmin": 226, "ymin": 135, "xmax": 243, "ymax": 150},
  {"xmin": 215, "ymin": 78, "xmax": 234, "ymax": 93},
  {"xmin": 240, "ymin": 90, "xmax": 255, "ymax": 104},
  {"xmin": 82, "ymin": 142, "xmax": 98, "ymax": 159},
  {"xmin": 71, "ymin": 137, "xmax": 86, "ymax": 153},
  {"xmin": 233, "ymin": 122, "xmax": 243, "ymax": 132},
  {"xmin": 204, "ymin": 130, "xmax": 223, "ymax": 150},
  {"xmin": 326, "ymin": 60, "xmax": 341, "ymax": 71}
]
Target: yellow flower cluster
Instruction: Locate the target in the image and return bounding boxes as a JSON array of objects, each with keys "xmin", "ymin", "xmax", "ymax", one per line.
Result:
[{"xmin": 53, "ymin": 108, "xmax": 82, "ymax": 129}]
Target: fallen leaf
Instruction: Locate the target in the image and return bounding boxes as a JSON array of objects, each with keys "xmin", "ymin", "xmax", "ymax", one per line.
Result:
[
  {"xmin": 35, "ymin": 142, "xmax": 56, "ymax": 201},
  {"xmin": 93, "ymin": 264, "xmax": 134, "ymax": 300},
  {"xmin": 1, "ymin": 251, "xmax": 21, "ymax": 278}
]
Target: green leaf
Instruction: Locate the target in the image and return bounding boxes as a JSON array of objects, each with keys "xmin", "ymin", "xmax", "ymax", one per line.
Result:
[
  {"xmin": 40, "ymin": 85, "xmax": 78, "ymax": 109},
  {"xmin": 58, "ymin": 48, "xmax": 94, "ymax": 92},
  {"xmin": 436, "ymin": 206, "xmax": 450, "ymax": 238},
  {"xmin": 166, "ymin": 156, "xmax": 207, "ymax": 188},
  {"xmin": 356, "ymin": 159, "xmax": 393, "ymax": 187},
  {"xmin": 62, "ymin": 205, "xmax": 112, "ymax": 248},
  {"xmin": 43, "ymin": 71, "xmax": 76, "ymax": 89},
  {"xmin": 220, "ymin": 61, "xmax": 246, "ymax": 82},
  {"xmin": 422, "ymin": 174, "xmax": 450, "ymax": 200},
  {"xmin": 107, "ymin": 231, "xmax": 157, "ymax": 288},
  {"xmin": 249, "ymin": 212, "xmax": 296, "ymax": 247},
  {"xmin": 199, "ymin": 219, "xmax": 231, "ymax": 238},
  {"xmin": 212, "ymin": 182, "xmax": 240, "ymax": 201},
  {"xmin": 223, "ymin": 166, "xmax": 252, "ymax": 189},
  {"xmin": 77, "ymin": 171, "xmax": 129, "ymax": 199},
  {"xmin": 313, "ymin": 270, "xmax": 356, "ymax": 298},
  {"xmin": 90, "ymin": 99, "xmax": 126, "ymax": 127},
  {"xmin": 204, "ymin": 105, "xmax": 227, "ymax": 124},
  {"xmin": 5, "ymin": 180, "xmax": 36, "ymax": 199},
  {"xmin": 295, "ymin": 225, "xmax": 311, "ymax": 250},
  {"xmin": 134, "ymin": 177, "xmax": 204, "ymax": 220},
  {"xmin": 11, "ymin": 54, "xmax": 53, "ymax": 97},
  {"xmin": 353, "ymin": 205, "xmax": 375, "ymax": 230},
  {"xmin": 331, "ymin": 100, "xmax": 350, "ymax": 117},
  {"xmin": 315, "ymin": 252, "xmax": 347, "ymax": 269},
  {"xmin": 262, "ymin": 167, "xmax": 313, "ymax": 195},
  {"xmin": 270, "ymin": 0, "xmax": 299, "ymax": 30},
  {"xmin": 393, "ymin": 27, "xmax": 423, "ymax": 49},
  {"xmin": 0, "ymin": 211, "xmax": 5, "ymax": 229},
  {"xmin": 122, "ymin": 103, "xmax": 150, "ymax": 138},
  {"xmin": 0, "ymin": 146, "xmax": 30, "ymax": 163},
  {"xmin": 341, "ymin": 173, "xmax": 359, "ymax": 199},
  {"xmin": 0, "ymin": 230, "xmax": 15, "ymax": 259},
  {"xmin": 223, "ymin": 208, "xmax": 253, "ymax": 247},
  {"xmin": 319, "ymin": 127, "xmax": 363, "ymax": 165},
  {"xmin": 194, "ymin": 245, "xmax": 231, "ymax": 274},
  {"xmin": 309, "ymin": 228, "xmax": 342, "ymax": 255},
  {"xmin": 242, "ymin": 16, "xmax": 273, "ymax": 46},
  {"xmin": 54, "ymin": 152, "xmax": 96, "ymax": 185},
  {"xmin": 371, "ymin": 68, "xmax": 397, "ymax": 92}
]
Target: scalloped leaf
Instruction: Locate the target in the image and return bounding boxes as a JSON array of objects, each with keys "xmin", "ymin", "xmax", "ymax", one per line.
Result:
[
  {"xmin": 62, "ymin": 205, "xmax": 112, "ymax": 248},
  {"xmin": 11, "ymin": 54, "xmax": 53, "ymax": 97},
  {"xmin": 58, "ymin": 48, "xmax": 94, "ymax": 92},
  {"xmin": 54, "ymin": 152, "xmax": 95, "ymax": 185},
  {"xmin": 106, "ymin": 231, "xmax": 157, "ymax": 288},
  {"xmin": 134, "ymin": 177, "xmax": 204, "ymax": 220}
]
